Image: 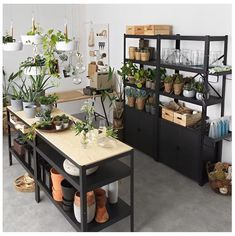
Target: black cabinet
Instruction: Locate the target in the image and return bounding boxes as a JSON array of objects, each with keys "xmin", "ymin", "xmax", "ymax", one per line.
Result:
[{"xmin": 124, "ymin": 106, "xmax": 155, "ymax": 157}]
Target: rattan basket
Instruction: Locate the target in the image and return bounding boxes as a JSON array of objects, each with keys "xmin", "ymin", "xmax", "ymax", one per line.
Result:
[{"xmin": 207, "ymin": 162, "xmax": 232, "ymax": 196}]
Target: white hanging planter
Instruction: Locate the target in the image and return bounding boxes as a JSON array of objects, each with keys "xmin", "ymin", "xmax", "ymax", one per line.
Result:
[
  {"xmin": 3, "ymin": 42, "xmax": 23, "ymax": 51},
  {"xmin": 23, "ymin": 66, "xmax": 45, "ymax": 76},
  {"xmin": 55, "ymin": 40, "xmax": 77, "ymax": 51},
  {"xmin": 21, "ymin": 34, "xmax": 42, "ymax": 45}
]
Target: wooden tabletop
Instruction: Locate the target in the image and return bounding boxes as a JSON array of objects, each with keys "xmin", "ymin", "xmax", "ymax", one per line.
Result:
[
  {"xmin": 48, "ymin": 89, "xmax": 101, "ymax": 103},
  {"xmin": 7, "ymin": 106, "xmax": 133, "ymax": 166}
]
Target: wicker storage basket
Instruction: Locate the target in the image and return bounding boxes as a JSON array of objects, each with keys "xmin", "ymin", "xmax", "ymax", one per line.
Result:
[{"xmin": 207, "ymin": 162, "xmax": 232, "ymax": 196}]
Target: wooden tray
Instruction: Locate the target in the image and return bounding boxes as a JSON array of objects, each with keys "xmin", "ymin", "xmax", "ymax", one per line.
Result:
[{"xmin": 37, "ymin": 120, "xmax": 74, "ymax": 133}]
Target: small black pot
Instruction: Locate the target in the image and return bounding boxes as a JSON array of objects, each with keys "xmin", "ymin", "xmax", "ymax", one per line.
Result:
[
  {"xmin": 61, "ymin": 179, "xmax": 76, "ymax": 201},
  {"xmin": 62, "ymin": 203, "xmax": 73, "ymax": 212},
  {"xmin": 62, "ymin": 197, "xmax": 73, "ymax": 206}
]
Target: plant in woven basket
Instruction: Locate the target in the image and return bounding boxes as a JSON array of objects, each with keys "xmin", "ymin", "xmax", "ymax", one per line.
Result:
[
  {"xmin": 173, "ymin": 74, "xmax": 184, "ymax": 95},
  {"xmin": 164, "ymin": 76, "xmax": 174, "ymax": 93}
]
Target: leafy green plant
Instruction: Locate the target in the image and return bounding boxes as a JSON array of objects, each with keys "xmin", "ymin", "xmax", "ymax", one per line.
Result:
[
  {"xmin": 125, "ymin": 86, "xmax": 136, "ymax": 97},
  {"xmin": 145, "ymin": 68, "xmax": 156, "ymax": 81},
  {"xmin": 3, "ymin": 33, "xmax": 15, "ymax": 44},
  {"xmin": 26, "ymin": 23, "xmax": 42, "ymax": 35},
  {"xmin": 20, "ymin": 55, "xmax": 46, "ymax": 72},
  {"xmin": 74, "ymin": 121, "xmax": 92, "ymax": 135},
  {"xmin": 106, "ymin": 126, "xmax": 118, "ymax": 139},
  {"xmin": 20, "ymin": 80, "xmax": 39, "ymax": 102},
  {"xmin": 134, "ymin": 68, "xmax": 145, "ymax": 88},
  {"xmin": 183, "ymin": 78, "xmax": 195, "ymax": 91},
  {"xmin": 194, "ymin": 81, "xmax": 205, "ymax": 93},
  {"xmin": 117, "ymin": 61, "xmax": 137, "ymax": 78},
  {"xmin": 29, "ymin": 74, "xmax": 55, "ymax": 93},
  {"xmin": 38, "ymin": 94, "xmax": 58, "ymax": 105},
  {"xmin": 11, "ymin": 84, "xmax": 22, "ymax": 100},
  {"xmin": 135, "ymin": 89, "xmax": 147, "ymax": 98},
  {"xmin": 164, "ymin": 76, "xmax": 174, "ymax": 83},
  {"xmin": 173, "ymin": 74, "xmax": 184, "ymax": 84}
]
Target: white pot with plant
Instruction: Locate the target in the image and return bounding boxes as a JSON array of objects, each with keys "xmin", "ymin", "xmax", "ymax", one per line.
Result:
[
  {"xmin": 3, "ymin": 33, "xmax": 23, "ymax": 51},
  {"xmin": 54, "ymin": 30, "xmax": 77, "ymax": 51},
  {"xmin": 183, "ymin": 81, "xmax": 196, "ymax": 98},
  {"xmin": 195, "ymin": 81, "xmax": 205, "ymax": 100},
  {"xmin": 20, "ymin": 55, "xmax": 46, "ymax": 76},
  {"xmin": 38, "ymin": 94, "xmax": 58, "ymax": 112},
  {"xmin": 20, "ymin": 82, "xmax": 38, "ymax": 110},
  {"xmin": 10, "ymin": 83, "xmax": 23, "ymax": 112}
]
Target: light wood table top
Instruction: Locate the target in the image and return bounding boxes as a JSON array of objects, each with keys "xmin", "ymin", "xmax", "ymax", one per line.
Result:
[
  {"xmin": 49, "ymin": 89, "xmax": 101, "ymax": 103},
  {"xmin": 8, "ymin": 106, "xmax": 133, "ymax": 166}
]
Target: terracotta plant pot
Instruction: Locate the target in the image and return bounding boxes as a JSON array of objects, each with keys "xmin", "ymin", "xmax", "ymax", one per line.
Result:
[
  {"xmin": 74, "ymin": 191, "xmax": 96, "ymax": 223},
  {"xmin": 52, "ymin": 187, "xmax": 63, "ymax": 202},
  {"xmin": 50, "ymin": 168, "xmax": 64, "ymax": 191},
  {"xmin": 173, "ymin": 83, "xmax": 184, "ymax": 95},
  {"xmin": 61, "ymin": 179, "xmax": 76, "ymax": 201},
  {"xmin": 164, "ymin": 82, "xmax": 173, "ymax": 93},
  {"xmin": 136, "ymin": 98, "xmax": 146, "ymax": 110},
  {"xmin": 127, "ymin": 97, "xmax": 136, "ymax": 107}
]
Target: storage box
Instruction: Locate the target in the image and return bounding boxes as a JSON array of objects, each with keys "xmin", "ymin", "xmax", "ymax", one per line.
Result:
[
  {"xmin": 173, "ymin": 111, "xmax": 201, "ymax": 127},
  {"xmin": 144, "ymin": 25, "xmax": 172, "ymax": 35},
  {"xmin": 126, "ymin": 25, "xmax": 144, "ymax": 35},
  {"xmin": 90, "ymin": 72, "xmax": 113, "ymax": 90},
  {"xmin": 162, "ymin": 107, "xmax": 174, "ymax": 122}
]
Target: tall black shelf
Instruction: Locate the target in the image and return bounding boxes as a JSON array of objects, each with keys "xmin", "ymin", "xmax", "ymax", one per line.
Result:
[{"xmin": 123, "ymin": 33, "xmax": 231, "ymax": 185}]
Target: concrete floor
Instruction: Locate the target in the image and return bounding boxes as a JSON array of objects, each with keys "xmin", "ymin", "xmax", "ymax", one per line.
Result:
[{"xmin": 3, "ymin": 135, "xmax": 231, "ymax": 232}]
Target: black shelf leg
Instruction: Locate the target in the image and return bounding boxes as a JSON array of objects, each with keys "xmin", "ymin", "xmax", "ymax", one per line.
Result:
[
  {"xmin": 33, "ymin": 136, "xmax": 40, "ymax": 203},
  {"xmin": 7, "ymin": 109, "xmax": 13, "ymax": 166},
  {"xmin": 130, "ymin": 150, "xmax": 134, "ymax": 232},
  {"xmin": 80, "ymin": 166, "xmax": 87, "ymax": 232},
  {"xmin": 101, "ymin": 96, "xmax": 109, "ymax": 126}
]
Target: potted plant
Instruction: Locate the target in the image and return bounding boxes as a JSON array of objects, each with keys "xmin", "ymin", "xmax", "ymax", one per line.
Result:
[
  {"xmin": 10, "ymin": 84, "xmax": 23, "ymax": 112},
  {"xmin": 35, "ymin": 111, "xmax": 44, "ymax": 122},
  {"xmin": 145, "ymin": 68, "xmax": 156, "ymax": 90},
  {"xmin": 125, "ymin": 86, "xmax": 136, "ymax": 107},
  {"xmin": 135, "ymin": 89, "xmax": 147, "ymax": 110},
  {"xmin": 195, "ymin": 81, "xmax": 206, "ymax": 100},
  {"xmin": 38, "ymin": 94, "xmax": 58, "ymax": 112},
  {"xmin": 117, "ymin": 61, "xmax": 137, "ymax": 84},
  {"xmin": 164, "ymin": 76, "xmax": 174, "ymax": 93},
  {"xmin": 74, "ymin": 121, "xmax": 92, "ymax": 148},
  {"xmin": 183, "ymin": 80, "xmax": 196, "ymax": 98},
  {"xmin": 140, "ymin": 48, "xmax": 150, "ymax": 61},
  {"xmin": 54, "ymin": 30, "xmax": 77, "ymax": 51},
  {"xmin": 21, "ymin": 23, "xmax": 42, "ymax": 45},
  {"xmin": 62, "ymin": 116, "xmax": 70, "ymax": 128},
  {"xmin": 13, "ymin": 135, "xmax": 26, "ymax": 157},
  {"xmin": 135, "ymin": 48, "xmax": 141, "ymax": 60},
  {"xmin": 134, "ymin": 68, "xmax": 146, "ymax": 88},
  {"xmin": 21, "ymin": 81, "xmax": 39, "ymax": 109},
  {"xmin": 20, "ymin": 55, "xmax": 46, "ymax": 76},
  {"xmin": 173, "ymin": 74, "xmax": 184, "ymax": 95},
  {"xmin": 3, "ymin": 32, "xmax": 23, "ymax": 51},
  {"xmin": 24, "ymin": 104, "xmax": 37, "ymax": 118},
  {"xmin": 54, "ymin": 121, "xmax": 63, "ymax": 130}
]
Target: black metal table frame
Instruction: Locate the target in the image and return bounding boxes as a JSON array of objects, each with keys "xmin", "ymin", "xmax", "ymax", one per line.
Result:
[{"xmin": 6, "ymin": 108, "xmax": 134, "ymax": 232}]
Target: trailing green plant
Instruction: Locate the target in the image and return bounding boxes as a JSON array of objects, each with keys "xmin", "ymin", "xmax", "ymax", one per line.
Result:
[
  {"xmin": 135, "ymin": 89, "xmax": 147, "ymax": 98},
  {"xmin": 19, "ymin": 55, "xmax": 46, "ymax": 72},
  {"xmin": 164, "ymin": 75, "xmax": 174, "ymax": 83},
  {"xmin": 106, "ymin": 126, "xmax": 118, "ymax": 139},
  {"xmin": 3, "ymin": 32, "xmax": 15, "ymax": 43},
  {"xmin": 117, "ymin": 61, "xmax": 137, "ymax": 78},
  {"xmin": 125, "ymin": 86, "xmax": 136, "ymax": 97},
  {"xmin": 38, "ymin": 94, "xmax": 58, "ymax": 105}
]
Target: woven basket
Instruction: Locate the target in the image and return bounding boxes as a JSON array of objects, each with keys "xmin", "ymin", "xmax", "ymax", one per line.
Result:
[{"xmin": 207, "ymin": 162, "xmax": 232, "ymax": 196}]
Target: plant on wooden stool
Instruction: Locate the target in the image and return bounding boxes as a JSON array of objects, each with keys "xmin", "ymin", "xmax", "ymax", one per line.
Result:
[
  {"xmin": 164, "ymin": 75, "xmax": 174, "ymax": 93},
  {"xmin": 135, "ymin": 89, "xmax": 147, "ymax": 110}
]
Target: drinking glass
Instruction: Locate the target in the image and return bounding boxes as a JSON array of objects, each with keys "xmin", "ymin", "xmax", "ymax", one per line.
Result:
[
  {"xmin": 209, "ymin": 51, "xmax": 222, "ymax": 67},
  {"xmin": 180, "ymin": 49, "xmax": 192, "ymax": 66},
  {"xmin": 98, "ymin": 120, "xmax": 106, "ymax": 134}
]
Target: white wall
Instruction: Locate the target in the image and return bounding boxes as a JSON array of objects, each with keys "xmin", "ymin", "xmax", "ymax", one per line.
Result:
[{"xmin": 3, "ymin": 4, "xmax": 232, "ymax": 162}]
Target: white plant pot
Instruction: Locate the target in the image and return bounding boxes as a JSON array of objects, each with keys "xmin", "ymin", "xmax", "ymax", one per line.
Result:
[
  {"xmin": 3, "ymin": 42, "xmax": 23, "ymax": 51},
  {"xmin": 24, "ymin": 66, "xmax": 44, "ymax": 76},
  {"xmin": 21, "ymin": 34, "xmax": 42, "ymax": 45},
  {"xmin": 183, "ymin": 89, "xmax": 196, "ymax": 98},
  {"xmin": 11, "ymin": 99, "xmax": 23, "ymax": 112},
  {"xmin": 24, "ymin": 105, "xmax": 37, "ymax": 118},
  {"xmin": 196, "ymin": 92, "xmax": 204, "ymax": 100},
  {"xmin": 23, "ymin": 101, "xmax": 35, "ymax": 110},
  {"xmin": 74, "ymin": 202, "xmax": 96, "ymax": 224},
  {"xmin": 55, "ymin": 125, "xmax": 62, "ymax": 130},
  {"xmin": 55, "ymin": 41, "xmax": 77, "ymax": 51},
  {"xmin": 63, "ymin": 159, "xmax": 98, "ymax": 176},
  {"xmin": 108, "ymin": 181, "xmax": 118, "ymax": 204},
  {"xmin": 63, "ymin": 122, "xmax": 69, "ymax": 129}
]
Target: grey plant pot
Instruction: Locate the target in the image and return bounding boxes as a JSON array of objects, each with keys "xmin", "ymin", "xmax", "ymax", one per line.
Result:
[
  {"xmin": 40, "ymin": 104, "xmax": 53, "ymax": 112},
  {"xmin": 150, "ymin": 106, "xmax": 156, "ymax": 115},
  {"xmin": 11, "ymin": 99, "xmax": 23, "ymax": 112},
  {"xmin": 23, "ymin": 101, "xmax": 35, "ymax": 110},
  {"xmin": 145, "ymin": 104, "xmax": 151, "ymax": 113},
  {"xmin": 24, "ymin": 105, "xmax": 37, "ymax": 118}
]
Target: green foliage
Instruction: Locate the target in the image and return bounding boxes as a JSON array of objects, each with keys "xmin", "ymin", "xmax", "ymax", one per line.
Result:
[
  {"xmin": 194, "ymin": 81, "xmax": 205, "ymax": 93},
  {"xmin": 108, "ymin": 66, "xmax": 114, "ymax": 81},
  {"xmin": 125, "ymin": 86, "xmax": 136, "ymax": 97},
  {"xmin": 20, "ymin": 55, "xmax": 46, "ymax": 71},
  {"xmin": 11, "ymin": 84, "xmax": 22, "ymax": 100},
  {"xmin": 106, "ymin": 126, "xmax": 118, "ymax": 139},
  {"xmin": 183, "ymin": 78, "xmax": 195, "ymax": 91},
  {"xmin": 173, "ymin": 74, "xmax": 184, "ymax": 84},
  {"xmin": 117, "ymin": 61, "xmax": 137, "ymax": 77},
  {"xmin": 164, "ymin": 76, "xmax": 174, "ymax": 83},
  {"xmin": 29, "ymin": 75, "xmax": 55, "ymax": 93},
  {"xmin": 53, "ymin": 114, "xmax": 69, "ymax": 122},
  {"xmin": 20, "ymin": 79, "xmax": 39, "ymax": 102},
  {"xmin": 135, "ymin": 89, "xmax": 147, "ymax": 98},
  {"xmin": 26, "ymin": 23, "xmax": 42, "ymax": 35},
  {"xmin": 74, "ymin": 121, "xmax": 92, "ymax": 135},
  {"xmin": 3, "ymin": 33, "xmax": 15, "ymax": 43},
  {"xmin": 38, "ymin": 94, "xmax": 58, "ymax": 105}
]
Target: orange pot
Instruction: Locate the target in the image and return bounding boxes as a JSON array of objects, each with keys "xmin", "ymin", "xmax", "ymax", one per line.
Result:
[
  {"xmin": 52, "ymin": 187, "xmax": 63, "ymax": 201},
  {"xmin": 74, "ymin": 191, "xmax": 95, "ymax": 207},
  {"xmin": 127, "ymin": 97, "xmax": 136, "ymax": 107},
  {"xmin": 50, "ymin": 168, "xmax": 64, "ymax": 191}
]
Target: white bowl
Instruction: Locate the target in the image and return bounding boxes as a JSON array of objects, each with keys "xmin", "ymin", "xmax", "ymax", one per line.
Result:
[
  {"xmin": 21, "ymin": 34, "xmax": 42, "ymax": 45},
  {"xmin": 183, "ymin": 89, "xmax": 195, "ymax": 98},
  {"xmin": 63, "ymin": 159, "xmax": 98, "ymax": 176},
  {"xmin": 55, "ymin": 41, "xmax": 77, "ymax": 51},
  {"xmin": 3, "ymin": 42, "xmax": 23, "ymax": 51},
  {"xmin": 24, "ymin": 66, "xmax": 45, "ymax": 76}
]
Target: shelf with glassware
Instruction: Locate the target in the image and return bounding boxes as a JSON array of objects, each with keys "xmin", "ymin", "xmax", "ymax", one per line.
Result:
[{"xmin": 123, "ymin": 33, "xmax": 230, "ymax": 185}]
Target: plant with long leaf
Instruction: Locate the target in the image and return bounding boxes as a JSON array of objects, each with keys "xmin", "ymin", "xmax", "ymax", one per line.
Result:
[{"xmin": 29, "ymin": 75, "xmax": 55, "ymax": 93}]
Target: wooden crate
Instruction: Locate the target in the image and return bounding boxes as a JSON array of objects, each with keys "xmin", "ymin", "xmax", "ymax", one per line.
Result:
[
  {"xmin": 126, "ymin": 25, "xmax": 144, "ymax": 35},
  {"xmin": 144, "ymin": 25, "xmax": 172, "ymax": 35},
  {"xmin": 173, "ymin": 111, "xmax": 202, "ymax": 127},
  {"xmin": 162, "ymin": 107, "xmax": 174, "ymax": 122}
]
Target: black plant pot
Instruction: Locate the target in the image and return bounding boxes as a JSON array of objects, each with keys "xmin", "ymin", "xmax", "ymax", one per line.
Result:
[
  {"xmin": 62, "ymin": 197, "xmax": 73, "ymax": 206},
  {"xmin": 61, "ymin": 179, "xmax": 76, "ymax": 201},
  {"xmin": 62, "ymin": 203, "xmax": 73, "ymax": 212}
]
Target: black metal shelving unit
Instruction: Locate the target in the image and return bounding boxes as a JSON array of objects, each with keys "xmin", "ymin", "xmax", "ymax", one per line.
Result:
[
  {"xmin": 123, "ymin": 34, "xmax": 231, "ymax": 185},
  {"xmin": 7, "ymin": 108, "xmax": 134, "ymax": 232}
]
